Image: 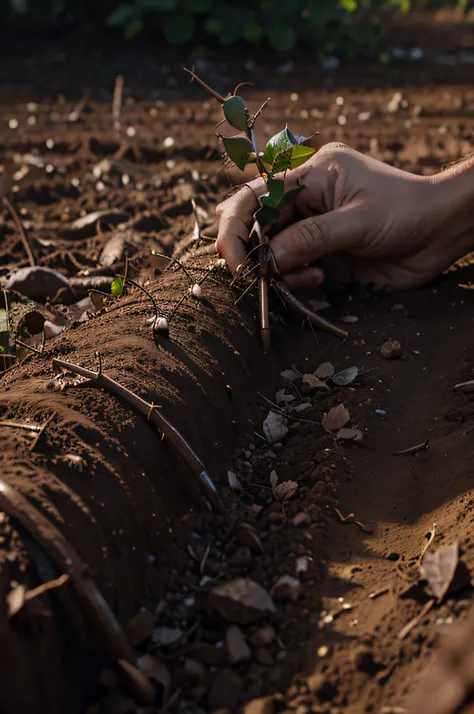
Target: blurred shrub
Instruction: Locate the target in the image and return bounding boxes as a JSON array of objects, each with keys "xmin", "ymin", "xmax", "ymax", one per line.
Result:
[{"xmin": 3, "ymin": 0, "xmax": 470, "ymax": 55}]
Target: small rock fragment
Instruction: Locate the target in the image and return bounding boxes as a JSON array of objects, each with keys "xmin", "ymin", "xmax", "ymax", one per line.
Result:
[
  {"xmin": 225, "ymin": 625, "xmax": 251, "ymax": 663},
  {"xmin": 341, "ymin": 315, "xmax": 358, "ymax": 324},
  {"xmin": 255, "ymin": 647, "xmax": 274, "ymax": 666},
  {"xmin": 380, "ymin": 339, "xmax": 403, "ymax": 359},
  {"xmin": 249, "ymin": 626, "xmax": 276, "ymax": 648},
  {"xmin": 263, "ymin": 411, "xmax": 288, "ymax": 444},
  {"xmin": 272, "ymin": 575, "xmax": 301, "ymax": 602},
  {"xmin": 227, "ymin": 471, "xmax": 243, "ymax": 491},
  {"xmin": 390, "ymin": 304, "xmax": 405, "ymax": 312},
  {"xmin": 151, "ymin": 626, "xmax": 183, "ymax": 647},
  {"xmin": 183, "ymin": 658, "xmax": 208, "ymax": 684},
  {"xmin": 273, "ymin": 481, "xmax": 298, "ymax": 503},
  {"xmin": 322, "ymin": 403, "xmax": 350, "ymax": 431},
  {"xmin": 211, "ymin": 578, "xmax": 276, "ymax": 625},
  {"xmin": 336, "ymin": 427, "xmax": 364, "ymax": 443}
]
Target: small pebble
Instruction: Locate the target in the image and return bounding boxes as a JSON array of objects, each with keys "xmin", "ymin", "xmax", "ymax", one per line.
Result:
[
  {"xmin": 375, "ymin": 409, "xmax": 386, "ymax": 416},
  {"xmin": 8, "ymin": 118, "xmax": 19, "ymax": 129},
  {"xmin": 380, "ymin": 339, "xmax": 403, "ymax": 359}
]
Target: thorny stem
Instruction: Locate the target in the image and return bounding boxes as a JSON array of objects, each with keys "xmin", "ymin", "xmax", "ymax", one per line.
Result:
[
  {"xmin": 2, "ymin": 196, "xmax": 37, "ymax": 267},
  {"xmin": 53, "ymin": 358, "xmax": 224, "ymax": 513},
  {"xmin": 272, "ymin": 279, "xmax": 348, "ymax": 339},
  {"xmin": 183, "ymin": 67, "xmax": 227, "ymax": 104}
]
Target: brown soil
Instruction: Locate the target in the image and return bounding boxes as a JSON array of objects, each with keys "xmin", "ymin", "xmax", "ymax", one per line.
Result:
[{"xmin": 2, "ymin": 40, "xmax": 474, "ymax": 714}]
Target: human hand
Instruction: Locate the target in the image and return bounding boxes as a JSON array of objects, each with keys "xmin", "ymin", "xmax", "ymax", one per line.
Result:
[{"xmin": 216, "ymin": 142, "xmax": 474, "ymax": 291}]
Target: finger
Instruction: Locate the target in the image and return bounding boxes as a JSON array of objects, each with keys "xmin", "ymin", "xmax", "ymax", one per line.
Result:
[
  {"xmin": 271, "ymin": 204, "xmax": 363, "ymax": 274},
  {"xmin": 282, "ymin": 266, "xmax": 325, "ymax": 292}
]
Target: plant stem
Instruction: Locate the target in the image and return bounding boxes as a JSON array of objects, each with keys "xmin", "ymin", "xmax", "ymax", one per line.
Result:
[
  {"xmin": 2, "ymin": 196, "xmax": 37, "ymax": 267},
  {"xmin": 53, "ymin": 358, "xmax": 224, "ymax": 513}
]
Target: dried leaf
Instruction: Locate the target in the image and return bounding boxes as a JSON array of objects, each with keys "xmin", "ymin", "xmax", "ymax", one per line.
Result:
[
  {"xmin": 273, "ymin": 480, "xmax": 298, "ymax": 502},
  {"xmin": 421, "ymin": 541, "xmax": 459, "ymax": 601},
  {"xmin": 302, "ymin": 374, "xmax": 329, "ymax": 389},
  {"xmin": 7, "ymin": 584, "xmax": 26, "ymax": 617},
  {"xmin": 314, "ymin": 362, "xmax": 335, "ymax": 380},
  {"xmin": 269, "ymin": 470, "xmax": 278, "ymax": 489},
  {"xmin": 332, "ymin": 366, "xmax": 359, "ymax": 386},
  {"xmin": 263, "ymin": 411, "xmax": 288, "ymax": 444},
  {"xmin": 322, "ymin": 404, "xmax": 350, "ymax": 431}
]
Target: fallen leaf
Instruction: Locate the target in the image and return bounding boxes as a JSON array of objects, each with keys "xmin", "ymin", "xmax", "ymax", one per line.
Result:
[
  {"xmin": 280, "ymin": 369, "xmax": 301, "ymax": 382},
  {"xmin": 303, "ymin": 374, "xmax": 329, "ymax": 389},
  {"xmin": 273, "ymin": 480, "xmax": 298, "ymax": 502},
  {"xmin": 322, "ymin": 404, "xmax": 350, "ymax": 431},
  {"xmin": 263, "ymin": 411, "xmax": 288, "ymax": 444},
  {"xmin": 332, "ymin": 366, "xmax": 359, "ymax": 386},
  {"xmin": 336, "ymin": 427, "xmax": 363, "ymax": 443},
  {"xmin": 314, "ymin": 362, "xmax": 335, "ymax": 380},
  {"xmin": 421, "ymin": 541, "xmax": 459, "ymax": 601}
]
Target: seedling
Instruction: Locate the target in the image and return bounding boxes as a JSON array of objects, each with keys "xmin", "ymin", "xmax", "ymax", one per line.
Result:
[{"xmin": 184, "ymin": 68, "xmax": 348, "ymax": 347}]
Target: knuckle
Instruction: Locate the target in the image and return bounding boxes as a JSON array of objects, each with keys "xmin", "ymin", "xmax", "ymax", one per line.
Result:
[{"xmin": 318, "ymin": 142, "xmax": 351, "ymax": 164}]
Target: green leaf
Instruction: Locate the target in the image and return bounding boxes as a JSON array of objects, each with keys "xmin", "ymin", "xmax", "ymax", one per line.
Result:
[
  {"xmin": 268, "ymin": 25, "xmax": 297, "ymax": 52},
  {"xmin": 138, "ymin": 0, "xmax": 177, "ymax": 8},
  {"xmin": 204, "ymin": 16, "xmax": 221, "ymax": 34},
  {"xmin": 107, "ymin": 3, "xmax": 137, "ymax": 27},
  {"xmin": 262, "ymin": 127, "xmax": 299, "ymax": 167},
  {"xmin": 289, "ymin": 145, "xmax": 316, "ymax": 169},
  {"xmin": 279, "ymin": 185, "xmax": 303, "ymax": 209},
  {"xmin": 263, "ymin": 176, "xmax": 285, "ymax": 208},
  {"xmin": 221, "ymin": 136, "xmax": 254, "ymax": 171},
  {"xmin": 111, "ymin": 277, "xmax": 125, "ymax": 298},
  {"xmin": 0, "ymin": 309, "xmax": 10, "ymax": 355},
  {"xmin": 257, "ymin": 204, "xmax": 280, "ymax": 228},
  {"xmin": 180, "ymin": 0, "xmax": 212, "ymax": 12},
  {"xmin": 125, "ymin": 16, "xmax": 143, "ymax": 39},
  {"xmin": 340, "ymin": 0, "xmax": 358, "ymax": 11},
  {"xmin": 223, "ymin": 96, "xmax": 248, "ymax": 132},
  {"xmin": 163, "ymin": 10, "xmax": 195, "ymax": 43},
  {"xmin": 244, "ymin": 22, "xmax": 263, "ymax": 43}
]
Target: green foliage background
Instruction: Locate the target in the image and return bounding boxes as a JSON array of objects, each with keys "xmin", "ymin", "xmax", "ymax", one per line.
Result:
[{"xmin": 1, "ymin": 0, "xmax": 469, "ymax": 55}]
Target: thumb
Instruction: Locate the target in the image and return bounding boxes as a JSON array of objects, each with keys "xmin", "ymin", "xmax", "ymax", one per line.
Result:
[{"xmin": 270, "ymin": 204, "xmax": 364, "ymax": 274}]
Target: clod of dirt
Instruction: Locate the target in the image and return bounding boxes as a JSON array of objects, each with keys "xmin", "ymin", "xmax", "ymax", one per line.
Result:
[
  {"xmin": 322, "ymin": 403, "xmax": 350, "ymax": 431},
  {"xmin": 5, "ymin": 266, "xmax": 70, "ymax": 300},
  {"xmin": 263, "ymin": 411, "xmax": 289, "ymax": 444},
  {"xmin": 272, "ymin": 575, "xmax": 301, "ymax": 602},
  {"xmin": 183, "ymin": 658, "xmax": 207, "ymax": 684},
  {"xmin": 236, "ymin": 524, "xmax": 264, "ymax": 553},
  {"xmin": 229, "ymin": 547, "xmax": 252, "ymax": 568},
  {"xmin": 421, "ymin": 541, "xmax": 460, "ymax": 601},
  {"xmin": 314, "ymin": 362, "xmax": 335, "ymax": 380},
  {"xmin": 225, "ymin": 625, "xmax": 251, "ymax": 663},
  {"xmin": 332, "ymin": 366, "xmax": 359, "ymax": 386},
  {"xmin": 208, "ymin": 667, "xmax": 243, "ymax": 711},
  {"xmin": 210, "ymin": 578, "xmax": 276, "ymax": 625},
  {"xmin": 380, "ymin": 339, "xmax": 403, "ymax": 359},
  {"xmin": 273, "ymin": 480, "xmax": 298, "ymax": 503}
]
